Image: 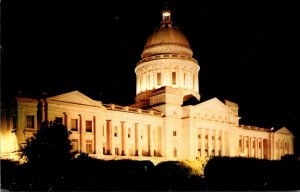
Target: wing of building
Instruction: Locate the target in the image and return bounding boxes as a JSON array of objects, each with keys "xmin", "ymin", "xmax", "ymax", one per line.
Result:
[{"xmin": 1, "ymin": 8, "xmax": 294, "ymax": 161}]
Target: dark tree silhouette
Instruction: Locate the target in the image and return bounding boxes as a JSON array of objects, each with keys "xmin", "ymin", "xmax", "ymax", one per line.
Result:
[{"xmin": 20, "ymin": 121, "xmax": 74, "ymax": 166}]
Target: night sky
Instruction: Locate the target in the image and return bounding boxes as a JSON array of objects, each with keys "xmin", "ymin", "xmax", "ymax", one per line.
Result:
[{"xmin": 2, "ymin": 1, "xmax": 300, "ymax": 154}]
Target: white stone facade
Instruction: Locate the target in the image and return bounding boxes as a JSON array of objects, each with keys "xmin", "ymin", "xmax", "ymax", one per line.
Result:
[{"xmin": 1, "ymin": 9, "xmax": 294, "ymax": 161}]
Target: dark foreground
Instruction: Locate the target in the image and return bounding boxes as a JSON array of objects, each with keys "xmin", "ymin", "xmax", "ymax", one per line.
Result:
[{"xmin": 1, "ymin": 156, "xmax": 300, "ymax": 191}]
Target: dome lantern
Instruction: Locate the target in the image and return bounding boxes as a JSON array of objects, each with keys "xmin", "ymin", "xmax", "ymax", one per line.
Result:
[{"xmin": 162, "ymin": 9, "xmax": 171, "ymax": 22}]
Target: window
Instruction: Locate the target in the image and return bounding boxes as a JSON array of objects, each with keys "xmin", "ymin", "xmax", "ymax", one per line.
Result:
[
  {"xmin": 148, "ymin": 75, "xmax": 150, "ymax": 87},
  {"xmin": 26, "ymin": 115, "xmax": 34, "ymax": 128},
  {"xmin": 173, "ymin": 131, "xmax": 177, "ymax": 136},
  {"xmin": 212, "ymin": 136, "xmax": 215, "ymax": 140},
  {"xmin": 71, "ymin": 139, "xmax": 78, "ymax": 152},
  {"xmin": 71, "ymin": 119, "xmax": 78, "ymax": 131},
  {"xmin": 157, "ymin": 73, "xmax": 161, "ymax": 85},
  {"xmin": 128, "ymin": 128, "xmax": 131, "ymax": 138},
  {"xmin": 86, "ymin": 140, "xmax": 93, "ymax": 154},
  {"xmin": 172, "ymin": 72, "xmax": 176, "ymax": 85},
  {"xmin": 252, "ymin": 141, "xmax": 255, "ymax": 148},
  {"xmin": 239, "ymin": 139, "xmax": 242, "ymax": 147},
  {"xmin": 198, "ymin": 134, "xmax": 201, "ymax": 139},
  {"xmin": 173, "ymin": 147, "xmax": 177, "ymax": 157},
  {"xmin": 55, "ymin": 117, "xmax": 63, "ymax": 124},
  {"xmin": 86, "ymin": 120, "xmax": 92, "ymax": 132},
  {"xmin": 115, "ymin": 147, "xmax": 119, "ymax": 156},
  {"xmin": 183, "ymin": 73, "xmax": 186, "ymax": 86},
  {"xmin": 212, "ymin": 149, "xmax": 215, "ymax": 156},
  {"xmin": 114, "ymin": 126, "xmax": 118, "ymax": 137}
]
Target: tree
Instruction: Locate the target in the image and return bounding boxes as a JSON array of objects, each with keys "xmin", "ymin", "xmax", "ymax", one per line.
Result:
[{"xmin": 20, "ymin": 121, "xmax": 74, "ymax": 166}]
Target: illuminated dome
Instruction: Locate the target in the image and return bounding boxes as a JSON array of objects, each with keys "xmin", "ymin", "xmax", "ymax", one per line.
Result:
[
  {"xmin": 135, "ymin": 9, "xmax": 200, "ymax": 106},
  {"xmin": 141, "ymin": 9, "xmax": 193, "ymax": 58}
]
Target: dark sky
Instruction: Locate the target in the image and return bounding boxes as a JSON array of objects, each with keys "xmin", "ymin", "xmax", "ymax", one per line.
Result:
[{"xmin": 2, "ymin": 0, "xmax": 300, "ymax": 153}]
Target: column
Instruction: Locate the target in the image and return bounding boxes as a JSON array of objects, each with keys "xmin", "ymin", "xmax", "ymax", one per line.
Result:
[
  {"xmin": 93, "ymin": 116, "xmax": 97, "ymax": 154},
  {"xmin": 146, "ymin": 68, "xmax": 149, "ymax": 90},
  {"xmin": 242, "ymin": 136, "xmax": 245, "ymax": 156},
  {"xmin": 186, "ymin": 69, "xmax": 190, "ymax": 89},
  {"xmin": 63, "ymin": 112, "xmax": 68, "ymax": 128},
  {"xmin": 290, "ymin": 137, "xmax": 295, "ymax": 154},
  {"xmin": 121, "ymin": 121, "xmax": 127, "ymax": 156},
  {"xmin": 139, "ymin": 73, "xmax": 143, "ymax": 93},
  {"xmin": 208, "ymin": 129, "xmax": 212, "ymax": 157},
  {"xmin": 215, "ymin": 130, "xmax": 220, "ymax": 156},
  {"xmin": 248, "ymin": 137, "xmax": 250, "ymax": 157},
  {"xmin": 151, "ymin": 69, "xmax": 154, "ymax": 89},
  {"xmin": 135, "ymin": 123, "xmax": 141, "ymax": 156},
  {"xmin": 194, "ymin": 71, "xmax": 197, "ymax": 91},
  {"xmin": 271, "ymin": 133, "xmax": 275, "ymax": 160},
  {"xmin": 106, "ymin": 120, "xmax": 111, "ymax": 155},
  {"xmin": 148, "ymin": 125, "xmax": 153, "ymax": 156},
  {"xmin": 79, "ymin": 114, "xmax": 84, "ymax": 153},
  {"xmin": 38, "ymin": 101, "xmax": 45, "ymax": 129},
  {"xmin": 111, "ymin": 121, "xmax": 115, "ymax": 156},
  {"xmin": 255, "ymin": 137, "xmax": 258, "ymax": 158},
  {"xmin": 44, "ymin": 102, "xmax": 48, "ymax": 122},
  {"xmin": 260, "ymin": 138, "xmax": 264, "ymax": 159},
  {"xmin": 221, "ymin": 130, "xmax": 225, "ymax": 156},
  {"xmin": 41, "ymin": 102, "xmax": 45, "ymax": 122},
  {"xmin": 201, "ymin": 128, "xmax": 205, "ymax": 157},
  {"xmin": 195, "ymin": 69, "xmax": 199, "ymax": 92},
  {"xmin": 154, "ymin": 69, "xmax": 157, "ymax": 88},
  {"xmin": 177, "ymin": 67, "xmax": 180, "ymax": 88},
  {"xmin": 136, "ymin": 73, "xmax": 140, "ymax": 94}
]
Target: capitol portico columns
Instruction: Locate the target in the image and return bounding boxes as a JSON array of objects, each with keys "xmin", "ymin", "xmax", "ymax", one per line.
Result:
[
  {"xmin": 121, "ymin": 121, "xmax": 128, "ymax": 156},
  {"xmin": 208, "ymin": 129, "xmax": 212, "ymax": 156},
  {"xmin": 135, "ymin": 123, "xmax": 141, "ymax": 156},
  {"xmin": 221, "ymin": 130, "xmax": 225, "ymax": 156},
  {"xmin": 215, "ymin": 130, "xmax": 220, "ymax": 156},
  {"xmin": 79, "ymin": 114, "xmax": 84, "ymax": 153},
  {"xmin": 110, "ymin": 121, "xmax": 115, "ymax": 156},
  {"xmin": 94, "ymin": 116, "xmax": 102, "ymax": 155},
  {"xmin": 201, "ymin": 128, "xmax": 205, "ymax": 157}
]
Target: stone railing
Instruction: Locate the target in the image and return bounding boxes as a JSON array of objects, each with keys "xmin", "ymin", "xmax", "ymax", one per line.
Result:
[
  {"xmin": 137, "ymin": 54, "xmax": 198, "ymax": 65},
  {"xmin": 102, "ymin": 104, "xmax": 163, "ymax": 116},
  {"xmin": 239, "ymin": 124, "xmax": 270, "ymax": 132}
]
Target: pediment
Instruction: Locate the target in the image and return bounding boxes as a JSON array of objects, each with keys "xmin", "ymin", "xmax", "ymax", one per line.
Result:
[
  {"xmin": 275, "ymin": 127, "xmax": 293, "ymax": 135},
  {"xmin": 195, "ymin": 97, "xmax": 234, "ymax": 115},
  {"xmin": 46, "ymin": 90, "xmax": 102, "ymax": 107}
]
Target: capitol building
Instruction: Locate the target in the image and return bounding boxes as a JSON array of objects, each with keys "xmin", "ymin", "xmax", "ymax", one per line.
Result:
[{"xmin": 1, "ymin": 8, "xmax": 294, "ymax": 161}]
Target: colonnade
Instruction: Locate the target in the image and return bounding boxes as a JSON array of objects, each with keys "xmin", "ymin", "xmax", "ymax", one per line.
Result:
[
  {"xmin": 198, "ymin": 128, "xmax": 227, "ymax": 158},
  {"xmin": 136, "ymin": 65, "xmax": 199, "ymax": 94}
]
